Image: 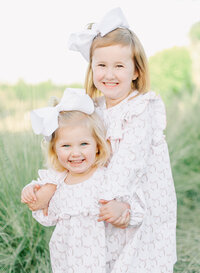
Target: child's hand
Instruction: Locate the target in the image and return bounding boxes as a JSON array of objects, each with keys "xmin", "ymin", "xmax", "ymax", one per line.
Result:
[
  {"xmin": 27, "ymin": 202, "xmax": 49, "ymax": 216},
  {"xmin": 98, "ymin": 199, "xmax": 130, "ymax": 227},
  {"xmin": 21, "ymin": 184, "xmax": 41, "ymax": 204},
  {"xmin": 27, "ymin": 184, "xmax": 57, "ymax": 213},
  {"xmin": 111, "ymin": 209, "xmax": 130, "ymax": 229}
]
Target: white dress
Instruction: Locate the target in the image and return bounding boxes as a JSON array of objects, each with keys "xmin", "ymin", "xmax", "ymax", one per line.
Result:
[
  {"xmin": 29, "ymin": 90, "xmax": 176, "ymax": 273},
  {"xmin": 32, "ymin": 167, "xmax": 139, "ymax": 273},
  {"xmin": 95, "ymin": 90, "xmax": 177, "ymax": 273}
]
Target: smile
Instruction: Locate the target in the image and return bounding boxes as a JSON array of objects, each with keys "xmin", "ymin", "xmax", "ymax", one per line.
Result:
[
  {"xmin": 103, "ymin": 82, "xmax": 118, "ymax": 87},
  {"xmin": 68, "ymin": 159, "xmax": 85, "ymax": 164}
]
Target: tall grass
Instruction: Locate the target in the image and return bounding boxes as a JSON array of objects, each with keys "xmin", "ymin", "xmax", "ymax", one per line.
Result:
[
  {"xmin": 0, "ymin": 83, "xmax": 200, "ymax": 272},
  {"xmin": 0, "ymin": 131, "xmax": 53, "ymax": 272},
  {"xmin": 166, "ymin": 92, "xmax": 200, "ymax": 272}
]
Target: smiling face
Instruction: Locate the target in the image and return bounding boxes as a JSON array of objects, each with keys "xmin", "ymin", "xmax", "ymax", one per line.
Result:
[
  {"xmin": 55, "ymin": 124, "xmax": 98, "ymax": 176},
  {"xmin": 92, "ymin": 44, "xmax": 138, "ymax": 108}
]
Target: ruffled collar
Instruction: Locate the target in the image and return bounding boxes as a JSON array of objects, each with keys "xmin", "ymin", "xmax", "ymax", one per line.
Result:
[
  {"xmin": 96, "ymin": 91, "xmax": 161, "ymax": 141},
  {"xmin": 98, "ymin": 90, "xmax": 159, "ymax": 116}
]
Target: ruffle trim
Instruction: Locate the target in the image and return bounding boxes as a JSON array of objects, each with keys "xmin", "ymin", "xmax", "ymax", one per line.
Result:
[
  {"xmin": 37, "ymin": 169, "xmax": 67, "ymax": 187},
  {"xmin": 99, "ymin": 92, "xmax": 166, "ymax": 145}
]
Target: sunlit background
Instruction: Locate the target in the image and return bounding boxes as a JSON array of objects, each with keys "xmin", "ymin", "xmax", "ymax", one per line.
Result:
[{"xmin": 0, "ymin": 1, "xmax": 200, "ymax": 272}]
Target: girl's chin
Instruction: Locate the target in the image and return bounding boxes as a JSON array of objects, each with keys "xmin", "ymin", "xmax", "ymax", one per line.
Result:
[{"xmin": 67, "ymin": 166, "xmax": 95, "ymax": 175}]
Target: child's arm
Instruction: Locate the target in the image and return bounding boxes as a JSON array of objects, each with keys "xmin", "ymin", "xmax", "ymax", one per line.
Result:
[
  {"xmin": 21, "ymin": 183, "xmax": 40, "ymax": 203},
  {"xmin": 21, "ymin": 183, "xmax": 56, "ymax": 210},
  {"xmin": 27, "ymin": 184, "xmax": 57, "ymax": 211},
  {"xmin": 21, "ymin": 169, "xmax": 65, "ymax": 212},
  {"xmin": 98, "ymin": 186, "xmax": 146, "ymax": 228},
  {"xmin": 32, "ymin": 199, "xmax": 58, "ymax": 227},
  {"xmin": 32, "ymin": 209, "xmax": 58, "ymax": 226}
]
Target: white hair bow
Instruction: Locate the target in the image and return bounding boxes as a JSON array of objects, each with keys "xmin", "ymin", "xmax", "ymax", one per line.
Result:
[
  {"xmin": 68, "ymin": 7, "xmax": 129, "ymax": 62},
  {"xmin": 30, "ymin": 88, "xmax": 94, "ymax": 141}
]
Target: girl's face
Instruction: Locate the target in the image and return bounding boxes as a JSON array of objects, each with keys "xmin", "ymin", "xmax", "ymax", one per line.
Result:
[
  {"xmin": 55, "ymin": 124, "xmax": 98, "ymax": 176},
  {"xmin": 92, "ymin": 44, "xmax": 138, "ymax": 108}
]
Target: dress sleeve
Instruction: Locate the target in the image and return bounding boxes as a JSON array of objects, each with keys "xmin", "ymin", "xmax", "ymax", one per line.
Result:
[
  {"xmin": 32, "ymin": 208, "xmax": 58, "ymax": 226},
  {"xmin": 23, "ymin": 169, "xmax": 66, "ymax": 189},
  {"xmin": 32, "ymin": 189, "xmax": 59, "ymax": 226},
  {"xmin": 104, "ymin": 94, "xmax": 166, "ymax": 226}
]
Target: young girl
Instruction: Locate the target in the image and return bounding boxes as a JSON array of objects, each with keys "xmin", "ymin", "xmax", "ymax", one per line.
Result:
[
  {"xmin": 22, "ymin": 88, "xmax": 135, "ymax": 273},
  {"xmin": 68, "ymin": 7, "xmax": 177, "ymax": 273},
  {"xmin": 22, "ymin": 7, "xmax": 177, "ymax": 273}
]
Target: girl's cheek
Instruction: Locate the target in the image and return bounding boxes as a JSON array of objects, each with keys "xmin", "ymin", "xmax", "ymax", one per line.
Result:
[
  {"xmin": 93, "ymin": 69, "xmax": 104, "ymax": 80},
  {"xmin": 58, "ymin": 150, "xmax": 68, "ymax": 161}
]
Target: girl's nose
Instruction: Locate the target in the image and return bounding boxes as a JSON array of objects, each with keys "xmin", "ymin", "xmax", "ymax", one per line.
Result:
[
  {"xmin": 105, "ymin": 68, "xmax": 115, "ymax": 79},
  {"xmin": 71, "ymin": 147, "xmax": 81, "ymax": 156}
]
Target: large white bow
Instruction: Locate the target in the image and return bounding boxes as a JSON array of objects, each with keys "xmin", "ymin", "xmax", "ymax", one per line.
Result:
[
  {"xmin": 30, "ymin": 88, "xmax": 94, "ymax": 140},
  {"xmin": 68, "ymin": 7, "xmax": 129, "ymax": 62}
]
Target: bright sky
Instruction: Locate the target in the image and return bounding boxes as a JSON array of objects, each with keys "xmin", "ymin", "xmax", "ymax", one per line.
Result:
[{"xmin": 0, "ymin": 0, "xmax": 199, "ymax": 85}]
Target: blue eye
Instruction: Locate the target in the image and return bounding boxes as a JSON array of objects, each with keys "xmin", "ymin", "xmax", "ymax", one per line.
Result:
[
  {"xmin": 81, "ymin": 143, "xmax": 88, "ymax": 146},
  {"xmin": 63, "ymin": 144, "xmax": 70, "ymax": 148}
]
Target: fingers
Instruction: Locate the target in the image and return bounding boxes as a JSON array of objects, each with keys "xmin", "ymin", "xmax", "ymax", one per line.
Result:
[
  {"xmin": 98, "ymin": 200, "xmax": 131, "ymax": 226},
  {"xmin": 21, "ymin": 185, "xmax": 39, "ymax": 203},
  {"xmin": 27, "ymin": 202, "xmax": 45, "ymax": 211},
  {"xmin": 34, "ymin": 184, "xmax": 41, "ymax": 192},
  {"xmin": 99, "ymin": 201, "xmax": 114, "ymax": 213},
  {"xmin": 98, "ymin": 213, "xmax": 112, "ymax": 222},
  {"xmin": 21, "ymin": 195, "xmax": 35, "ymax": 204},
  {"xmin": 109, "ymin": 212, "xmax": 130, "ymax": 228},
  {"xmin": 99, "ymin": 199, "xmax": 110, "ymax": 205},
  {"xmin": 27, "ymin": 204, "xmax": 35, "ymax": 211},
  {"xmin": 21, "ymin": 194, "xmax": 36, "ymax": 204}
]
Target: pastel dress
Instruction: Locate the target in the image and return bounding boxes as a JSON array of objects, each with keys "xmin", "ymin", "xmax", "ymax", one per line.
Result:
[
  {"xmin": 95, "ymin": 90, "xmax": 177, "ymax": 273},
  {"xmin": 31, "ymin": 167, "xmax": 137, "ymax": 273}
]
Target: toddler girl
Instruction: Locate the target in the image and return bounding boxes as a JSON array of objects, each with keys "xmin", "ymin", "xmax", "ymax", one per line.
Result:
[{"xmin": 22, "ymin": 88, "xmax": 134, "ymax": 273}]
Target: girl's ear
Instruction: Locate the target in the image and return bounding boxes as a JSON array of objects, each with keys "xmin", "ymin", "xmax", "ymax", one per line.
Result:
[{"xmin": 132, "ymin": 70, "xmax": 138, "ymax": 80}]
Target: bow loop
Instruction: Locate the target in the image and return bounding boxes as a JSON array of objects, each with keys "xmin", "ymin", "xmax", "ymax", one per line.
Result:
[
  {"xmin": 68, "ymin": 30, "xmax": 96, "ymax": 61},
  {"xmin": 97, "ymin": 7, "xmax": 129, "ymax": 36},
  {"xmin": 68, "ymin": 7, "xmax": 129, "ymax": 61},
  {"xmin": 31, "ymin": 107, "xmax": 59, "ymax": 137},
  {"xmin": 30, "ymin": 88, "xmax": 94, "ymax": 141}
]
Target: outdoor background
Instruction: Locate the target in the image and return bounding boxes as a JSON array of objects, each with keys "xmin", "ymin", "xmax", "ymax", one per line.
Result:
[{"xmin": 0, "ymin": 0, "xmax": 200, "ymax": 272}]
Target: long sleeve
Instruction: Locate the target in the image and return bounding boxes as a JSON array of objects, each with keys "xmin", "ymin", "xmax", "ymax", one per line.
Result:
[
  {"xmin": 98, "ymin": 92, "xmax": 176, "ymax": 229},
  {"xmin": 98, "ymin": 92, "xmax": 177, "ymax": 272},
  {"xmin": 101, "ymin": 95, "xmax": 154, "ymax": 226},
  {"xmin": 32, "ymin": 208, "xmax": 58, "ymax": 226},
  {"xmin": 27, "ymin": 170, "xmax": 67, "ymax": 226}
]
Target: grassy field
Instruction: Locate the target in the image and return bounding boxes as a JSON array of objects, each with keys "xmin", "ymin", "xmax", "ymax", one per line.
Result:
[{"xmin": 0, "ymin": 83, "xmax": 200, "ymax": 272}]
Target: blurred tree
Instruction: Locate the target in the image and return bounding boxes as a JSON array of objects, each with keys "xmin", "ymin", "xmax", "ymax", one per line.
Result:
[
  {"xmin": 189, "ymin": 21, "xmax": 200, "ymax": 43},
  {"xmin": 149, "ymin": 47, "xmax": 193, "ymax": 101},
  {"xmin": 189, "ymin": 21, "xmax": 200, "ymax": 91}
]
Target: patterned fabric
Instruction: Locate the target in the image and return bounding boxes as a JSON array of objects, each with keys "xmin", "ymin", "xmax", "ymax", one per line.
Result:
[
  {"xmin": 30, "ymin": 90, "xmax": 177, "ymax": 272},
  {"xmin": 32, "ymin": 168, "xmax": 138, "ymax": 273},
  {"xmin": 96, "ymin": 90, "xmax": 177, "ymax": 273}
]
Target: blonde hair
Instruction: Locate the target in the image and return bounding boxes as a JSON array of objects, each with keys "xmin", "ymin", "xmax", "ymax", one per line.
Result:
[
  {"xmin": 85, "ymin": 28, "xmax": 150, "ymax": 99},
  {"xmin": 44, "ymin": 110, "xmax": 110, "ymax": 172}
]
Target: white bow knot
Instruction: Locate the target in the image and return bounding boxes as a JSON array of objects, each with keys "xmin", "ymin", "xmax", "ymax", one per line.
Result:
[
  {"xmin": 30, "ymin": 88, "xmax": 94, "ymax": 141},
  {"xmin": 68, "ymin": 7, "xmax": 129, "ymax": 61}
]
